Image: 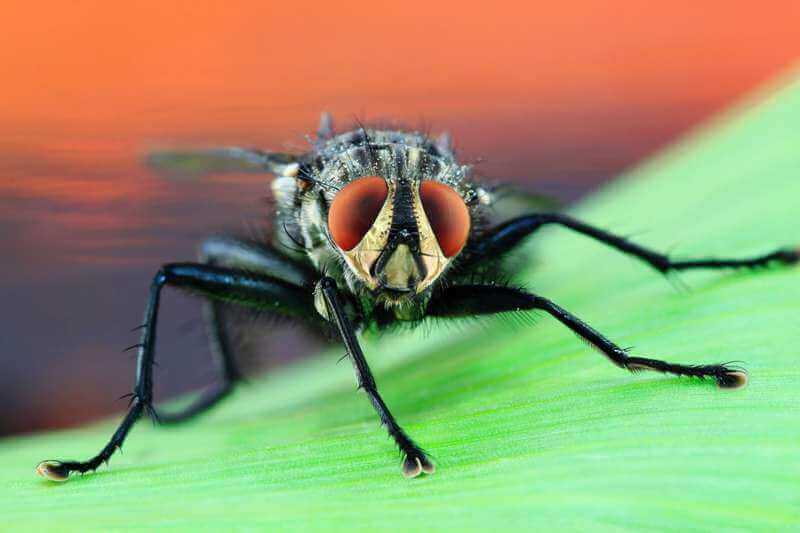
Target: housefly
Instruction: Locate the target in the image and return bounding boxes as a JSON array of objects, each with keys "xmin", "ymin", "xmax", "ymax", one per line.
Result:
[{"xmin": 37, "ymin": 113, "xmax": 799, "ymax": 480}]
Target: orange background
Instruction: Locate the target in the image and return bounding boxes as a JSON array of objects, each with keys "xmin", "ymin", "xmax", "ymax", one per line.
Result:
[
  {"xmin": 4, "ymin": 2, "xmax": 800, "ymax": 121},
  {"xmin": 1, "ymin": 1, "xmax": 799, "ymax": 434},
  {"xmin": 4, "ymin": 2, "xmax": 800, "ymax": 150},
  {"xmin": 3, "ymin": 1, "xmax": 800, "ymax": 207}
]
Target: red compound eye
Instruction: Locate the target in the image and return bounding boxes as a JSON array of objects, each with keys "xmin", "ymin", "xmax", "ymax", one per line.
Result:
[
  {"xmin": 419, "ymin": 181, "xmax": 470, "ymax": 257},
  {"xmin": 328, "ymin": 176, "xmax": 388, "ymax": 251}
]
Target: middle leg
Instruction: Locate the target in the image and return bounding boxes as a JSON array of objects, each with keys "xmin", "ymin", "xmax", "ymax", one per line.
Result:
[{"xmin": 427, "ymin": 284, "xmax": 747, "ymax": 388}]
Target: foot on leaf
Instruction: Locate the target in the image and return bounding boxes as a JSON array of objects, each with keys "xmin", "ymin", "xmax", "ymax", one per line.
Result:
[
  {"xmin": 36, "ymin": 460, "xmax": 71, "ymax": 482},
  {"xmin": 715, "ymin": 368, "xmax": 748, "ymax": 389},
  {"xmin": 402, "ymin": 452, "xmax": 435, "ymax": 478}
]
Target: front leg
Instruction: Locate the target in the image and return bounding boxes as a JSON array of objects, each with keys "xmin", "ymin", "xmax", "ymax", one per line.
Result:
[
  {"xmin": 160, "ymin": 237, "xmax": 318, "ymax": 424},
  {"xmin": 427, "ymin": 284, "xmax": 747, "ymax": 389},
  {"xmin": 37, "ymin": 263, "xmax": 320, "ymax": 482},
  {"xmin": 317, "ymin": 277, "xmax": 435, "ymax": 478}
]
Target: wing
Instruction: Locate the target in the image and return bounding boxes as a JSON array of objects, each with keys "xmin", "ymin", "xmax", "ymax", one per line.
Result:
[
  {"xmin": 483, "ymin": 183, "xmax": 562, "ymax": 227},
  {"xmin": 145, "ymin": 147, "xmax": 298, "ymax": 180}
]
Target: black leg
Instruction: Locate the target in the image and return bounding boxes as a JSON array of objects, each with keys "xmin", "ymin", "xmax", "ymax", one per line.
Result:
[
  {"xmin": 37, "ymin": 263, "xmax": 320, "ymax": 482},
  {"xmin": 156, "ymin": 380, "xmax": 234, "ymax": 424},
  {"xmin": 468, "ymin": 212, "xmax": 798, "ymax": 274},
  {"xmin": 317, "ymin": 277, "xmax": 434, "ymax": 478},
  {"xmin": 427, "ymin": 284, "xmax": 747, "ymax": 389},
  {"xmin": 159, "ymin": 237, "xmax": 317, "ymax": 424},
  {"xmin": 155, "ymin": 296, "xmax": 241, "ymax": 425}
]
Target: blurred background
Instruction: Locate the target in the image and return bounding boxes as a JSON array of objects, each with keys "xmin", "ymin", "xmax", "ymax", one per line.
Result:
[{"xmin": 1, "ymin": 1, "xmax": 799, "ymax": 436}]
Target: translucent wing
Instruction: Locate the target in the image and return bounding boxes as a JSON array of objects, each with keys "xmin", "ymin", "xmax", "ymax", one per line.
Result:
[
  {"xmin": 145, "ymin": 147, "xmax": 297, "ymax": 180},
  {"xmin": 483, "ymin": 183, "xmax": 562, "ymax": 227}
]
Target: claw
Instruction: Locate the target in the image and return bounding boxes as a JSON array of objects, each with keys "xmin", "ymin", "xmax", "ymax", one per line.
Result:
[
  {"xmin": 717, "ymin": 370, "xmax": 748, "ymax": 389},
  {"xmin": 419, "ymin": 455, "xmax": 436, "ymax": 474},
  {"xmin": 402, "ymin": 456, "xmax": 422, "ymax": 478},
  {"xmin": 402, "ymin": 454, "xmax": 435, "ymax": 478},
  {"xmin": 36, "ymin": 460, "xmax": 70, "ymax": 482}
]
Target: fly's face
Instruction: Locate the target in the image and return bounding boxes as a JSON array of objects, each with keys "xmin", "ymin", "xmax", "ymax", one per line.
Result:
[{"xmin": 327, "ymin": 175, "xmax": 471, "ymax": 299}]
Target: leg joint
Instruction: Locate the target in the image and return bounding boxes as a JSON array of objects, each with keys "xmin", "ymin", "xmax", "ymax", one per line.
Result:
[{"xmin": 152, "ymin": 266, "xmax": 171, "ymax": 287}]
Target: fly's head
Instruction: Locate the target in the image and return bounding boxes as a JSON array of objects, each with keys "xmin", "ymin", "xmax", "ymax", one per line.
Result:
[{"xmin": 326, "ymin": 171, "xmax": 472, "ymax": 306}]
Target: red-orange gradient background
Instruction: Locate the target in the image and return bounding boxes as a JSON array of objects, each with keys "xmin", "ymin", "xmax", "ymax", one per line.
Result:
[
  {"xmin": 1, "ymin": 2, "xmax": 799, "ymax": 434},
  {"xmin": 4, "ymin": 3, "xmax": 800, "ymax": 163}
]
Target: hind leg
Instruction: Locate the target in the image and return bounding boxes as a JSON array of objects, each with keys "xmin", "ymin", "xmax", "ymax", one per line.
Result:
[{"xmin": 468, "ymin": 212, "xmax": 798, "ymax": 274}]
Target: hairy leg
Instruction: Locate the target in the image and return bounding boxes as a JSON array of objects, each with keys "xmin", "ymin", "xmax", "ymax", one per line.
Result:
[
  {"xmin": 427, "ymin": 284, "xmax": 746, "ymax": 388},
  {"xmin": 317, "ymin": 277, "xmax": 434, "ymax": 478},
  {"xmin": 159, "ymin": 237, "xmax": 316, "ymax": 424},
  {"xmin": 468, "ymin": 212, "xmax": 798, "ymax": 274},
  {"xmin": 37, "ymin": 263, "xmax": 320, "ymax": 481}
]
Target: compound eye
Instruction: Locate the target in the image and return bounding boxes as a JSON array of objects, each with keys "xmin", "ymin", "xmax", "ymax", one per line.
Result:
[
  {"xmin": 419, "ymin": 181, "xmax": 470, "ymax": 257},
  {"xmin": 328, "ymin": 176, "xmax": 388, "ymax": 251}
]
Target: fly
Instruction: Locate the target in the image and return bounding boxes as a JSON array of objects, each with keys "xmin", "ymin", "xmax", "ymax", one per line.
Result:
[{"xmin": 37, "ymin": 113, "xmax": 800, "ymax": 481}]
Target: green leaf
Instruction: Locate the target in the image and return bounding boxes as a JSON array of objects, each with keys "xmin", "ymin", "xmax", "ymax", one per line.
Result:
[{"xmin": 3, "ymin": 73, "xmax": 800, "ymax": 530}]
